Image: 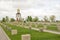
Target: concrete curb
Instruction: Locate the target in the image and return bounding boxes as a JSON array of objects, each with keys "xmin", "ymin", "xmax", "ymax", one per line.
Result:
[{"xmin": 0, "ymin": 26, "xmax": 11, "ymax": 40}]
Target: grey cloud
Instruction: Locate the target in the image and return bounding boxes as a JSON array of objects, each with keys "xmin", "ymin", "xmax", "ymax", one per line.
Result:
[
  {"xmin": 0, "ymin": 8, "xmax": 9, "ymax": 12},
  {"xmin": 0, "ymin": 0, "xmax": 20, "ymax": 1},
  {"xmin": 0, "ymin": 0, "xmax": 60, "ymax": 20},
  {"xmin": 0, "ymin": 7, "xmax": 15, "ymax": 12},
  {"xmin": 12, "ymin": 0, "xmax": 45, "ymax": 9}
]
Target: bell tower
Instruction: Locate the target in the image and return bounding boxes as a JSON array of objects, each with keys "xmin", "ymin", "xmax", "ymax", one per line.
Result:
[{"xmin": 16, "ymin": 9, "xmax": 21, "ymax": 21}]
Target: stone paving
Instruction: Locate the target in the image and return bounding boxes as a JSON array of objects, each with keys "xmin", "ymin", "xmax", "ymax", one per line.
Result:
[
  {"xmin": 0, "ymin": 27, "xmax": 10, "ymax": 40},
  {"xmin": 31, "ymin": 27, "xmax": 60, "ymax": 34},
  {"xmin": 20, "ymin": 26, "xmax": 60, "ymax": 34}
]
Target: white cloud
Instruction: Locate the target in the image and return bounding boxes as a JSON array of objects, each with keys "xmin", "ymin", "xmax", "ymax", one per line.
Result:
[{"xmin": 0, "ymin": 0, "xmax": 60, "ymax": 20}]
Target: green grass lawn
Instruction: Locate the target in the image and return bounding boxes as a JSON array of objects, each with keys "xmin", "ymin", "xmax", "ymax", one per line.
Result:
[
  {"xmin": 1, "ymin": 23, "xmax": 60, "ymax": 40},
  {"xmin": 47, "ymin": 24, "xmax": 58, "ymax": 31},
  {"xmin": 31, "ymin": 23, "xmax": 44, "ymax": 28},
  {"xmin": 31, "ymin": 23, "xmax": 58, "ymax": 31}
]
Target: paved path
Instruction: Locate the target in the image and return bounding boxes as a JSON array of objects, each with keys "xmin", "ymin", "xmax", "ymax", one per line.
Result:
[
  {"xmin": 0, "ymin": 27, "xmax": 10, "ymax": 40},
  {"xmin": 43, "ymin": 30, "xmax": 60, "ymax": 34},
  {"xmin": 31, "ymin": 27, "xmax": 60, "ymax": 34},
  {"xmin": 21, "ymin": 26, "xmax": 60, "ymax": 34}
]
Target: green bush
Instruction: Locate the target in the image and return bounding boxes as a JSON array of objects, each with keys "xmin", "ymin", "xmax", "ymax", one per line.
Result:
[
  {"xmin": 37, "ymin": 24, "xmax": 44, "ymax": 28},
  {"xmin": 31, "ymin": 23, "xmax": 35, "ymax": 27}
]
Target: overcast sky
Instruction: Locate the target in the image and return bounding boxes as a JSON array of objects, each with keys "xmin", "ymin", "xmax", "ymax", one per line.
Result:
[{"xmin": 0, "ymin": 0, "xmax": 60, "ymax": 20}]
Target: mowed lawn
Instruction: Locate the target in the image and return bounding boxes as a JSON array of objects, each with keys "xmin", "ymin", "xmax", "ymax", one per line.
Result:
[
  {"xmin": 47, "ymin": 24, "xmax": 58, "ymax": 31},
  {"xmin": 1, "ymin": 23, "xmax": 60, "ymax": 40}
]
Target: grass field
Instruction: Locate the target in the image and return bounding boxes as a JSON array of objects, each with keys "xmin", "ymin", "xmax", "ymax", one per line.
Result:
[
  {"xmin": 31, "ymin": 23, "xmax": 58, "ymax": 31},
  {"xmin": 47, "ymin": 24, "xmax": 58, "ymax": 31},
  {"xmin": 0, "ymin": 23, "xmax": 60, "ymax": 40}
]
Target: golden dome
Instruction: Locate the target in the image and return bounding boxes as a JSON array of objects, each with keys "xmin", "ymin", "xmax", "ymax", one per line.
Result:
[{"xmin": 17, "ymin": 8, "xmax": 20, "ymax": 13}]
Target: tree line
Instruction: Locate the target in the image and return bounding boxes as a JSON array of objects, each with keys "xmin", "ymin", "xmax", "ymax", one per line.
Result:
[
  {"xmin": 1, "ymin": 15, "xmax": 60, "ymax": 22},
  {"xmin": 1, "ymin": 16, "xmax": 15, "ymax": 22},
  {"xmin": 25, "ymin": 15, "xmax": 56, "ymax": 22}
]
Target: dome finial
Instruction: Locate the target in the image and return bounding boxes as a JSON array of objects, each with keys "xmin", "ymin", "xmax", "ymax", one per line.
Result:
[{"xmin": 17, "ymin": 8, "xmax": 20, "ymax": 13}]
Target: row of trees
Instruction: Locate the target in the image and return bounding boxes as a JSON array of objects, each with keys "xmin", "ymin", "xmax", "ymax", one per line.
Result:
[
  {"xmin": 26, "ymin": 16, "xmax": 38, "ymax": 22},
  {"xmin": 26, "ymin": 15, "xmax": 56, "ymax": 22},
  {"xmin": 1, "ymin": 15, "xmax": 56, "ymax": 22},
  {"xmin": 2, "ymin": 16, "xmax": 15, "ymax": 22},
  {"xmin": 44, "ymin": 15, "xmax": 55, "ymax": 22}
]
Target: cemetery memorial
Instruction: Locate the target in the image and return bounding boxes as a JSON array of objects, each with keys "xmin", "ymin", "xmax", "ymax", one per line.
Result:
[
  {"xmin": 11, "ymin": 29, "xmax": 17, "ymax": 35},
  {"xmin": 21, "ymin": 34, "xmax": 31, "ymax": 40},
  {"xmin": 0, "ymin": 22, "xmax": 60, "ymax": 40},
  {"xmin": 0, "ymin": 5, "xmax": 60, "ymax": 40},
  {"xmin": 6, "ymin": 27, "xmax": 12, "ymax": 31},
  {"xmin": 57, "ymin": 24, "xmax": 60, "ymax": 31}
]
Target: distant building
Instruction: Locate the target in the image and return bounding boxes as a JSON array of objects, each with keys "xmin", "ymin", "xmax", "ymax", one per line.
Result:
[{"xmin": 16, "ymin": 9, "xmax": 22, "ymax": 21}]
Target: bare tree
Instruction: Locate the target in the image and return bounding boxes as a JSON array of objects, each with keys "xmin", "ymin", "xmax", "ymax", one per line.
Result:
[
  {"xmin": 6, "ymin": 16, "xmax": 9, "ymax": 22},
  {"xmin": 33, "ymin": 16, "xmax": 39, "ymax": 22},
  {"xmin": 50, "ymin": 15, "xmax": 56, "ymax": 22},
  {"xmin": 44, "ymin": 16, "xmax": 48, "ymax": 22}
]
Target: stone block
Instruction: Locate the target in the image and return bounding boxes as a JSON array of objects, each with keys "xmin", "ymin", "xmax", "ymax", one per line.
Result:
[
  {"xmin": 11, "ymin": 29, "xmax": 17, "ymax": 35},
  {"xmin": 21, "ymin": 34, "xmax": 30, "ymax": 40},
  {"xmin": 6, "ymin": 27, "xmax": 11, "ymax": 31}
]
